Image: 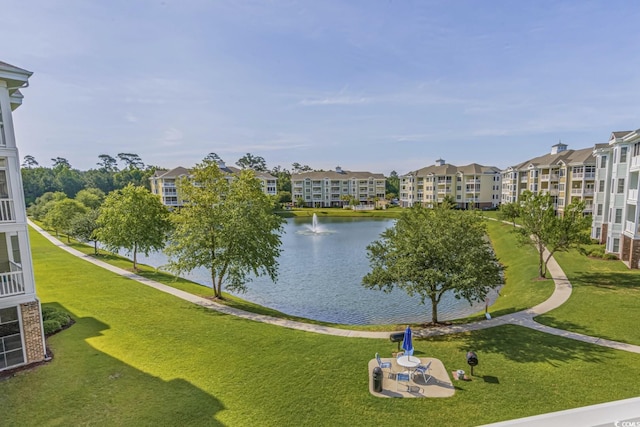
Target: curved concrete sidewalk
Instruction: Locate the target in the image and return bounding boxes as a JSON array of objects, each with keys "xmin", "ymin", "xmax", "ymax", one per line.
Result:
[{"xmin": 29, "ymin": 220, "xmax": 640, "ymax": 352}]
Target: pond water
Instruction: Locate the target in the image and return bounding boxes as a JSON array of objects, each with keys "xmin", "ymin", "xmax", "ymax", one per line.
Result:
[{"xmin": 131, "ymin": 217, "xmax": 493, "ymax": 325}]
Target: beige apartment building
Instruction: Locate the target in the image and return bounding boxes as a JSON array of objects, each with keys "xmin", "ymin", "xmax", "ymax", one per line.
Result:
[
  {"xmin": 399, "ymin": 159, "xmax": 501, "ymax": 209},
  {"xmin": 150, "ymin": 161, "xmax": 277, "ymax": 207},
  {"xmin": 0, "ymin": 61, "xmax": 46, "ymax": 372},
  {"xmin": 291, "ymin": 167, "xmax": 385, "ymax": 208},
  {"xmin": 501, "ymin": 143, "xmax": 595, "ymax": 215}
]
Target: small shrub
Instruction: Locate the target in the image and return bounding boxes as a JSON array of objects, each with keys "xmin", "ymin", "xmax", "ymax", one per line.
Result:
[
  {"xmin": 41, "ymin": 306, "xmax": 73, "ymax": 336},
  {"xmin": 602, "ymin": 253, "xmax": 619, "ymax": 260},
  {"xmin": 42, "ymin": 319, "xmax": 62, "ymax": 335}
]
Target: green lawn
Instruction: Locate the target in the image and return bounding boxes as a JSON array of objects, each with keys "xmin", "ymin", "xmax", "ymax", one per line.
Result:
[
  {"xmin": 2, "ymin": 228, "xmax": 640, "ymax": 426},
  {"xmin": 536, "ymin": 249, "xmax": 640, "ymax": 345}
]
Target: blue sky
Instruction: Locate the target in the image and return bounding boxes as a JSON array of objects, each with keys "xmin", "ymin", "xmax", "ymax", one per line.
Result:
[{"xmin": 3, "ymin": 0, "xmax": 640, "ymax": 175}]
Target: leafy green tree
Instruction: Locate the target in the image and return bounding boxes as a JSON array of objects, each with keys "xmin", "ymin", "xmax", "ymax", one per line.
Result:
[
  {"xmin": 498, "ymin": 202, "xmax": 520, "ymax": 226},
  {"xmin": 113, "ymin": 167, "xmax": 154, "ymax": 189},
  {"xmin": 204, "ymin": 152, "xmax": 223, "ymax": 163},
  {"xmin": 97, "ymin": 154, "xmax": 119, "ymax": 172},
  {"xmin": 75, "ymin": 188, "xmax": 105, "ymax": 210},
  {"xmin": 291, "ymin": 162, "xmax": 311, "ymax": 173},
  {"xmin": 295, "ymin": 197, "xmax": 305, "ymax": 208},
  {"xmin": 516, "ymin": 191, "xmax": 591, "ymax": 278},
  {"xmin": 96, "ymin": 184, "xmax": 170, "ymax": 270},
  {"xmin": 54, "ymin": 166, "xmax": 84, "ymax": 198},
  {"xmin": 27, "ymin": 191, "xmax": 67, "ymax": 220},
  {"xmin": 236, "ymin": 153, "xmax": 267, "ymax": 172},
  {"xmin": 165, "ymin": 160, "xmax": 284, "ymax": 299},
  {"xmin": 51, "ymin": 157, "xmax": 71, "ymax": 169},
  {"xmin": 440, "ymin": 195, "xmax": 457, "ymax": 208},
  {"xmin": 363, "ymin": 205, "xmax": 504, "ymax": 324},
  {"xmin": 270, "ymin": 165, "xmax": 291, "ymax": 193},
  {"xmin": 22, "ymin": 155, "xmax": 38, "ymax": 168},
  {"xmin": 386, "ymin": 170, "xmax": 399, "ymax": 197},
  {"xmin": 83, "ymin": 169, "xmax": 116, "ymax": 194},
  {"xmin": 22, "ymin": 167, "xmax": 59, "ymax": 206},
  {"xmin": 117, "ymin": 153, "xmax": 145, "ymax": 170},
  {"xmin": 43, "ymin": 198, "xmax": 87, "ymax": 241},
  {"xmin": 69, "ymin": 209, "xmax": 101, "ymax": 255}
]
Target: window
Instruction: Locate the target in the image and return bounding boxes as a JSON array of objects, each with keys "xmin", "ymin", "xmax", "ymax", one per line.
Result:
[
  {"xmin": 597, "ymin": 204, "xmax": 603, "ymax": 216},
  {"xmin": 0, "ymin": 306, "xmax": 24, "ymax": 370},
  {"xmin": 618, "ymin": 178, "xmax": 625, "ymax": 194},
  {"xmin": 599, "ymin": 180, "xmax": 605, "ymax": 192},
  {"xmin": 595, "ymin": 227, "xmax": 601, "ymax": 239},
  {"xmin": 600, "ymin": 155, "xmax": 607, "ymax": 168},
  {"xmin": 615, "ymin": 208, "xmax": 622, "ymax": 223},
  {"xmin": 613, "ymin": 238, "xmax": 620, "ymax": 253},
  {"xmin": 620, "ymin": 146, "xmax": 628, "ymax": 163}
]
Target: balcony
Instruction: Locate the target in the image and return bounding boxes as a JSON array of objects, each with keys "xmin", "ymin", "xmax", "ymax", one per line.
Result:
[
  {"xmin": 629, "ymin": 189, "xmax": 638, "ymax": 201},
  {"xmin": 573, "ymin": 173, "xmax": 584, "ymax": 179},
  {"xmin": 0, "ymin": 262, "xmax": 24, "ymax": 298},
  {"xmin": 540, "ymin": 174, "xmax": 550, "ymax": 181},
  {"xmin": 0, "ymin": 199, "xmax": 14, "ymax": 223},
  {"xmin": 631, "ymin": 156, "xmax": 640, "ymax": 171},
  {"xmin": 570, "ymin": 188, "xmax": 583, "ymax": 195},
  {"xmin": 625, "ymin": 220, "xmax": 639, "ymax": 235}
]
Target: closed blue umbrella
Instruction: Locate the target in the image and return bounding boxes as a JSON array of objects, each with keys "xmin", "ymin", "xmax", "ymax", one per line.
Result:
[{"xmin": 401, "ymin": 325, "xmax": 414, "ymax": 356}]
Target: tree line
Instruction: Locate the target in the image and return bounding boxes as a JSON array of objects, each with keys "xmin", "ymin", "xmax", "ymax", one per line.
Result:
[{"xmin": 21, "ymin": 152, "xmax": 401, "ymax": 208}]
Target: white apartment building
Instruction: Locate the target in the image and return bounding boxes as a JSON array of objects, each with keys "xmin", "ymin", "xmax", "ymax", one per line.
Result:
[
  {"xmin": 0, "ymin": 61, "xmax": 46, "ymax": 371},
  {"xmin": 400, "ymin": 159, "xmax": 501, "ymax": 209},
  {"xmin": 291, "ymin": 167, "xmax": 385, "ymax": 208},
  {"xmin": 591, "ymin": 130, "xmax": 640, "ymax": 269},
  {"xmin": 501, "ymin": 143, "xmax": 595, "ymax": 215},
  {"xmin": 150, "ymin": 162, "xmax": 278, "ymax": 207}
]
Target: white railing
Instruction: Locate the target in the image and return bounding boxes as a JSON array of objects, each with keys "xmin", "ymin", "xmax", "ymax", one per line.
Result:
[
  {"xmin": 550, "ymin": 174, "xmax": 559, "ymax": 181},
  {"xmin": 0, "ymin": 199, "xmax": 14, "ymax": 223},
  {"xmin": 625, "ymin": 220, "xmax": 637, "ymax": 234},
  {"xmin": 631, "ymin": 156, "xmax": 640, "ymax": 169},
  {"xmin": 573, "ymin": 173, "xmax": 584, "ymax": 179},
  {"xmin": 584, "ymin": 189, "xmax": 594, "ymax": 196},
  {"xmin": 585, "ymin": 173, "xmax": 596, "ymax": 179},
  {"xmin": 629, "ymin": 189, "xmax": 638, "ymax": 201},
  {"xmin": 540, "ymin": 174, "xmax": 550, "ymax": 180},
  {"xmin": 570, "ymin": 188, "xmax": 583, "ymax": 195},
  {"xmin": 0, "ymin": 270, "xmax": 25, "ymax": 297}
]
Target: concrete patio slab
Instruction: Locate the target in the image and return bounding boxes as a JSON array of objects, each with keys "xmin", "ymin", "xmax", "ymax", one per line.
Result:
[{"xmin": 368, "ymin": 357, "xmax": 455, "ymax": 398}]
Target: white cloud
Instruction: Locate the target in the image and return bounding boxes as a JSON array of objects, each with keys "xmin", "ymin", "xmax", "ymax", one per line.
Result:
[{"xmin": 125, "ymin": 113, "xmax": 138, "ymax": 123}]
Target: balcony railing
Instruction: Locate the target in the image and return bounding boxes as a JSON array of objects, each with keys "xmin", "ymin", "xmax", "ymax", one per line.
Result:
[
  {"xmin": 0, "ymin": 199, "xmax": 14, "ymax": 223},
  {"xmin": 625, "ymin": 220, "xmax": 638, "ymax": 235},
  {"xmin": 0, "ymin": 268, "xmax": 25, "ymax": 298},
  {"xmin": 570, "ymin": 188, "xmax": 583, "ymax": 195},
  {"xmin": 631, "ymin": 156, "xmax": 640, "ymax": 170},
  {"xmin": 540, "ymin": 174, "xmax": 550, "ymax": 181},
  {"xmin": 629, "ymin": 189, "xmax": 638, "ymax": 201}
]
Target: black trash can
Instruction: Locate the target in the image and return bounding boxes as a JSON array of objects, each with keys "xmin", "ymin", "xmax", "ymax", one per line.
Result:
[{"xmin": 372, "ymin": 366, "xmax": 383, "ymax": 393}]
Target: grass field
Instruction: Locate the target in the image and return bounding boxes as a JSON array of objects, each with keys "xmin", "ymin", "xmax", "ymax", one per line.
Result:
[
  {"xmin": 536, "ymin": 249, "xmax": 640, "ymax": 345},
  {"xmin": 2, "ymin": 227, "xmax": 640, "ymax": 426}
]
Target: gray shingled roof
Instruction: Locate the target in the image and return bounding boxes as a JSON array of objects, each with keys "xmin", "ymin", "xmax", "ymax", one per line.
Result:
[
  {"xmin": 511, "ymin": 147, "xmax": 595, "ymax": 170},
  {"xmin": 611, "ymin": 131, "xmax": 633, "ymax": 140},
  {"xmin": 406, "ymin": 162, "xmax": 499, "ymax": 177},
  {"xmin": 153, "ymin": 166, "xmax": 275, "ymax": 179},
  {"xmin": 291, "ymin": 170, "xmax": 385, "ymax": 180}
]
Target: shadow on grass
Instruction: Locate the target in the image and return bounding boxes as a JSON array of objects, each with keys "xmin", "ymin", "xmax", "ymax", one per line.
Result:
[
  {"xmin": 570, "ymin": 271, "xmax": 640, "ymax": 290},
  {"xmin": 14, "ymin": 303, "xmax": 226, "ymax": 426},
  {"xmin": 454, "ymin": 325, "xmax": 612, "ymax": 366}
]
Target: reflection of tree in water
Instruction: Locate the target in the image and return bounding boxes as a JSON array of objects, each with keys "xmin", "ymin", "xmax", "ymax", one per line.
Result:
[{"xmin": 1, "ymin": 304, "xmax": 224, "ymax": 426}]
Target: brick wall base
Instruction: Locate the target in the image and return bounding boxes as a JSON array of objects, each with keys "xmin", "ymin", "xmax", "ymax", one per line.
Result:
[{"xmin": 20, "ymin": 300, "xmax": 46, "ymax": 364}]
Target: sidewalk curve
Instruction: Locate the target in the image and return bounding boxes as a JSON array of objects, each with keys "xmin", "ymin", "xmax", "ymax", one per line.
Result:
[{"xmin": 28, "ymin": 220, "xmax": 640, "ymax": 352}]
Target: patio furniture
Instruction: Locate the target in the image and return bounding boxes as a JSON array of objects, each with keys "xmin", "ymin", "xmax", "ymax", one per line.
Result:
[
  {"xmin": 375, "ymin": 352, "xmax": 394, "ymax": 377},
  {"xmin": 396, "ymin": 372, "xmax": 411, "ymax": 391},
  {"xmin": 412, "ymin": 361, "xmax": 433, "ymax": 385}
]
